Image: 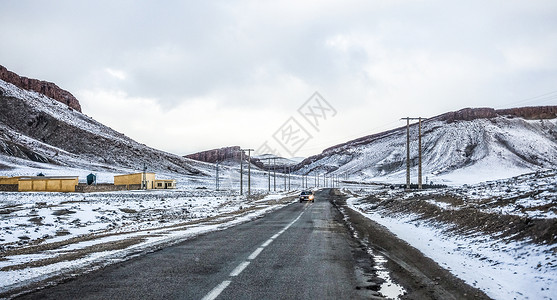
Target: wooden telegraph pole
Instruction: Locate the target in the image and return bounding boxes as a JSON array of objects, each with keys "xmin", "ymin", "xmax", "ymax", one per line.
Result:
[
  {"xmin": 239, "ymin": 150, "xmax": 243, "ymax": 195},
  {"xmin": 243, "ymin": 149, "xmax": 254, "ymax": 196},
  {"xmin": 401, "ymin": 117, "xmax": 425, "ymax": 189},
  {"xmin": 273, "ymin": 158, "xmax": 277, "ymax": 191},
  {"xmin": 260, "ymin": 157, "xmax": 272, "ymax": 192},
  {"xmin": 418, "ymin": 117, "xmax": 423, "ymax": 189}
]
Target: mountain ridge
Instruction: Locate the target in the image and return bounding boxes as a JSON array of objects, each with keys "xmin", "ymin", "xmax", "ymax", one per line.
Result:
[
  {"xmin": 0, "ymin": 65, "xmax": 82, "ymax": 112},
  {"xmin": 292, "ymin": 106, "xmax": 557, "ymax": 184},
  {"xmin": 0, "ymin": 78, "xmax": 202, "ymax": 177}
]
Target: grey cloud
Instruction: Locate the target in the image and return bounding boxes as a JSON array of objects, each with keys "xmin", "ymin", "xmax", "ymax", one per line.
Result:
[{"xmin": 1, "ymin": 1, "xmax": 556, "ymax": 123}]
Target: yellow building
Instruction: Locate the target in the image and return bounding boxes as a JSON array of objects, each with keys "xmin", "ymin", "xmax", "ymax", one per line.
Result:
[
  {"xmin": 114, "ymin": 172, "xmax": 156, "ymax": 189},
  {"xmin": 155, "ymin": 179, "xmax": 177, "ymax": 189},
  {"xmin": 0, "ymin": 176, "xmax": 21, "ymax": 185},
  {"xmin": 17, "ymin": 176, "xmax": 79, "ymax": 192}
]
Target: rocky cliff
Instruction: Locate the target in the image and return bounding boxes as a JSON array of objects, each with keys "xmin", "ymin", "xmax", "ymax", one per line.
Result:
[
  {"xmin": 0, "ymin": 79, "xmax": 201, "ymax": 176},
  {"xmin": 0, "ymin": 65, "xmax": 81, "ymax": 112},
  {"xmin": 436, "ymin": 106, "xmax": 557, "ymax": 123},
  {"xmin": 185, "ymin": 146, "xmax": 243, "ymax": 163},
  {"xmin": 186, "ymin": 146, "xmax": 271, "ymax": 169}
]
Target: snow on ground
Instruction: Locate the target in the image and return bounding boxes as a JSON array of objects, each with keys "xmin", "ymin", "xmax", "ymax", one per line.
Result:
[
  {"xmin": 0, "ymin": 187, "xmax": 299, "ymax": 295},
  {"xmin": 344, "ymin": 170, "xmax": 557, "ymax": 300},
  {"xmin": 296, "ymin": 116, "xmax": 557, "ymax": 187}
]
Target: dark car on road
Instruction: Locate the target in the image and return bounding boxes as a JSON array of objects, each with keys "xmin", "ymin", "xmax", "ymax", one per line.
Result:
[{"xmin": 299, "ymin": 191, "xmax": 314, "ymax": 203}]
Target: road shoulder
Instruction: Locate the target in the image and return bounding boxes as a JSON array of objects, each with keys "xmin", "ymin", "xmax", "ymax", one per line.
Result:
[{"xmin": 329, "ymin": 190, "xmax": 491, "ymax": 299}]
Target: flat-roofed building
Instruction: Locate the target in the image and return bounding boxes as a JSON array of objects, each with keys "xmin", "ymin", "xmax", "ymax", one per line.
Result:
[
  {"xmin": 154, "ymin": 179, "xmax": 177, "ymax": 189},
  {"xmin": 17, "ymin": 176, "xmax": 79, "ymax": 192},
  {"xmin": 114, "ymin": 172, "xmax": 156, "ymax": 190}
]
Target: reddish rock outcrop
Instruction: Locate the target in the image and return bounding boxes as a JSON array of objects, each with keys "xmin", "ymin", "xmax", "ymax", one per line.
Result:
[
  {"xmin": 435, "ymin": 106, "xmax": 557, "ymax": 123},
  {"xmin": 185, "ymin": 146, "xmax": 243, "ymax": 163},
  {"xmin": 0, "ymin": 65, "xmax": 82, "ymax": 112},
  {"xmin": 496, "ymin": 106, "xmax": 557, "ymax": 120},
  {"xmin": 185, "ymin": 146, "xmax": 268, "ymax": 169},
  {"xmin": 438, "ymin": 107, "xmax": 498, "ymax": 123}
]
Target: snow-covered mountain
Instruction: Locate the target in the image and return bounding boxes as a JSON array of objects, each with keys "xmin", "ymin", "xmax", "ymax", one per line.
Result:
[
  {"xmin": 0, "ymin": 79, "xmax": 205, "ymax": 177},
  {"xmin": 294, "ymin": 107, "xmax": 557, "ymax": 185},
  {"xmin": 2, "ymin": 68, "xmax": 556, "ymax": 187},
  {"xmin": 253, "ymin": 154, "xmax": 300, "ymax": 168},
  {"xmin": 186, "ymin": 147, "xmax": 302, "ymax": 170}
]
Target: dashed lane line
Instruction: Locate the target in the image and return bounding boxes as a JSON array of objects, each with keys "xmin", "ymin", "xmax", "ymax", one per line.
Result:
[
  {"xmin": 248, "ymin": 247, "xmax": 265, "ymax": 260},
  {"xmin": 201, "ymin": 280, "xmax": 231, "ymax": 300},
  {"xmin": 201, "ymin": 204, "xmax": 309, "ymax": 300},
  {"xmin": 229, "ymin": 262, "xmax": 250, "ymax": 277}
]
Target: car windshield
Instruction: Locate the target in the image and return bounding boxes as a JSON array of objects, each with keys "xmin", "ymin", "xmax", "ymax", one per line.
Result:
[{"xmin": 301, "ymin": 191, "xmax": 312, "ymax": 195}]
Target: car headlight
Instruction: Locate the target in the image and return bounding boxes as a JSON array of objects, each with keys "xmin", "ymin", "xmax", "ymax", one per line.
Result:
[{"xmin": 309, "ymin": 195, "xmax": 314, "ymax": 200}]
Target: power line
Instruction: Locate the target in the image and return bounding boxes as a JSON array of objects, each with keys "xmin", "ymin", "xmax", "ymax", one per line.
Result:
[
  {"xmin": 503, "ymin": 89, "xmax": 557, "ymax": 108},
  {"xmin": 299, "ymin": 120, "xmax": 402, "ymax": 152}
]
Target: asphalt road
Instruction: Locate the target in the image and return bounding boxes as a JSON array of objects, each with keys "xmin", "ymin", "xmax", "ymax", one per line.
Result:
[{"xmin": 18, "ymin": 190, "xmax": 374, "ymax": 299}]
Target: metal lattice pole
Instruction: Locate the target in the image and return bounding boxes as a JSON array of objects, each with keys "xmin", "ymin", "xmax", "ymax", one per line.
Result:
[{"xmin": 418, "ymin": 117, "xmax": 423, "ymax": 189}]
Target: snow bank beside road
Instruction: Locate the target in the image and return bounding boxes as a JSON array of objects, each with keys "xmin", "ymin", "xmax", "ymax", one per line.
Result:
[
  {"xmin": 348, "ymin": 197, "xmax": 555, "ymax": 300},
  {"xmin": 345, "ymin": 170, "xmax": 557, "ymax": 300},
  {"xmin": 0, "ymin": 189, "xmax": 298, "ymax": 297}
]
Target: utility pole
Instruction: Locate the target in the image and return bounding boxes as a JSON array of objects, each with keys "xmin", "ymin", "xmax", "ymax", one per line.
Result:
[
  {"xmin": 403, "ymin": 117, "xmax": 410, "ymax": 189},
  {"xmin": 288, "ymin": 166, "xmax": 291, "ymax": 191},
  {"xmin": 240, "ymin": 150, "xmax": 244, "ymax": 195},
  {"xmin": 283, "ymin": 166, "xmax": 287, "ymax": 191},
  {"xmin": 418, "ymin": 117, "xmax": 423, "ymax": 189},
  {"xmin": 242, "ymin": 149, "xmax": 254, "ymax": 196},
  {"xmin": 314, "ymin": 173, "xmax": 317, "ymax": 187},
  {"xmin": 273, "ymin": 158, "xmax": 277, "ymax": 192},
  {"xmin": 317, "ymin": 174, "xmax": 319, "ymax": 188},
  {"xmin": 261, "ymin": 157, "xmax": 272, "ymax": 192},
  {"xmin": 215, "ymin": 150, "xmax": 219, "ymax": 191},
  {"xmin": 216, "ymin": 161, "xmax": 219, "ymax": 191},
  {"xmin": 142, "ymin": 163, "xmax": 147, "ymax": 190},
  {"xmin": 401, "ymin": 117, "xmax": 425, "ymax": 189}
]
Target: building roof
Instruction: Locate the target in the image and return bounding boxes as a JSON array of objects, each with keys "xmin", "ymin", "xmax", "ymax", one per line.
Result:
[
  {"xmin": 114, "ymin": 172, "xmax": 156, "ymax": 177},
  {"xmin": 18, "ymin": 176, "xmax": 79, "ymax": 180}
]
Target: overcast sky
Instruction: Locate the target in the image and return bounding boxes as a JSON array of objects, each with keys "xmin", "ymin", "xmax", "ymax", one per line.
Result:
[{"xmin": 1, "ymin": 0, "xmax": 556, "ymax": 158}]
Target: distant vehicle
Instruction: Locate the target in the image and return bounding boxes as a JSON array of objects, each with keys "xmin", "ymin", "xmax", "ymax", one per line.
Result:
[{"xmin": 299, "ymin": 191, "xmax": 314, "ymax": 203}]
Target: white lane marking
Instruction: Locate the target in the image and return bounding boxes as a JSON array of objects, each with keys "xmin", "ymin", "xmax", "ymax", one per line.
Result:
[
  {"xmin": 248, "ymin": 247, "xmax": 264, "ymax": 260},
  {"xmin": 201, "ymin": 280, "xmax": 231, "ymax": 300},
  {"xmin": 230, "ymin": 261, "xmax": 250, "ymax": 277},
  {"xmin": 261, "ymin": 238, "xmax": 273, "ymax": 247},
  {"xmin": 202, "ymin": 207, "xmax": 308, "ymax": 299}
]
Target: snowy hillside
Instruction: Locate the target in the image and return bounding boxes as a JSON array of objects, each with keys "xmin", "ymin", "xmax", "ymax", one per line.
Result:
[
  {"xmin": 295, "ymin": 109, "xmax": 557, "ymax": 185},
  {"xmin": 343, "ymin": 169, "xmax": 557, "ymax": 299},
  {"xmin": 0, "ymin": 79, "xmax": 205, "ymax": 178},
  {"xmin": 253, "ymin": 154, "xmax": 300, "ymax": 168}
]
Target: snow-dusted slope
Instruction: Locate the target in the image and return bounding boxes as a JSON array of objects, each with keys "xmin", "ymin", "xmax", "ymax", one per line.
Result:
[
  {"xmin": 253, "ymin": 154, "xmax": 300, "ymax": 168},
  {"xmin": 0, "ymin": 79, "xmax": 204, "ymax": 177},
  {"xmin": 295, "ymin": 111, "xmax": 557, "ymax": 185}
]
